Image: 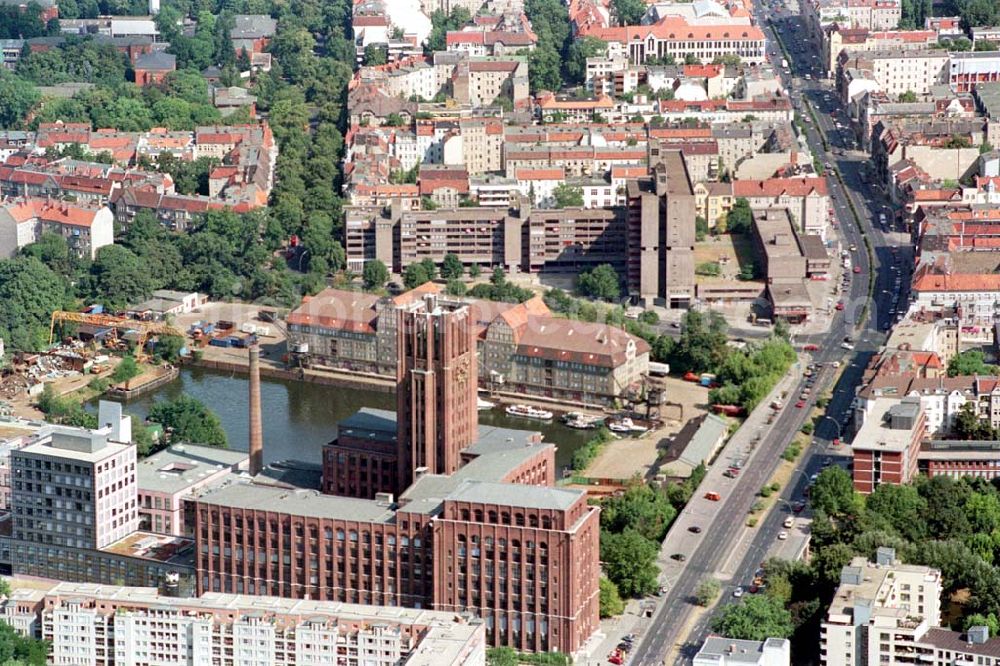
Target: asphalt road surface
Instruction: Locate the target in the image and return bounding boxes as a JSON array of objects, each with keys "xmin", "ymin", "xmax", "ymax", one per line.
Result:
[{"xmin": 626, "ymin": 1, "xmax": 913, "ymax": 663}]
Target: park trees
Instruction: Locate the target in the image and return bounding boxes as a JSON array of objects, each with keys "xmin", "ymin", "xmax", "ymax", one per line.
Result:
[{"xmin": 149, "ymin": 395, "xmax": 228, "ymax": 448}]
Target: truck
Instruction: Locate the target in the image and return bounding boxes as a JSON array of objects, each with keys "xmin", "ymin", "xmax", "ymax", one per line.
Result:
[
  {"xmin": 781, "ymin": 58, "xmax": 788, "ymax": 69},
  {"xmin": 648, "ymin": 361, "xmax": 670, "ymax": 377}
]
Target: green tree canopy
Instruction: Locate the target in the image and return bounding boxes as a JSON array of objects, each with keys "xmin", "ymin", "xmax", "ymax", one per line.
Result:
[
  {"xmin": 552, "ymin": 183, "xmax": 584, "ymax": 208},
  {"xmin": 601, "ymin": 483, "xmax": 677, "ymax": 542},
  {"xmin": 0, "ymin": 256, "xmax": 67, "ymax": 351},
  {"xmin": 111, "ymin": 356, "xmax": 142, "ymax": 384},
  {"xmin": 148, "ymin": 395, "xmax": 228, "ymax": 448},
  {"xmin": 577, "ymin": 263, "xmax": 621, "ymax": 302},
  {"xmin": 0, "ymin": 71, "xmax": 39, "ymax": 128},
  {"xmin": 599, "ymin": 577, "xmax": 625, "ymax": 617},
  {"xmin": 948, "ymin": 350, "xmax": 997, "ymax": 377},
  {"xmin": 810, "ymin": 466, "xmax": 862, "ymax": 518},
  {"xmin": 726, "ymin": 198, "xmax": 754, "ymax": 234},
  {"xmin": 89, "ymin": 245, "xmax": 156, "ymax": 311},
  {"xmin": 440, "ymin": 253, "xmax": 464, "ymax": 280},
  {"xmin": 600, "ymin": 528, "xmax": 659, "ymax": 597},
  {"xmin": 362, "ymin": 259, "xmax": 390, "ymax": 290},
  {"xmin": 613, "ymin": 0, "xmax": 646, "ymax": 25},
  {"xmin": 710, "ymin": 595, "xmax": 794, "ymax": 640}
]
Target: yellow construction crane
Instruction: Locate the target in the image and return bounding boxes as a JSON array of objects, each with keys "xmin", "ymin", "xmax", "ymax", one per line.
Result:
[{"xmin": 49, "ymin": 311, "xmax": 186, "ymax": 362}]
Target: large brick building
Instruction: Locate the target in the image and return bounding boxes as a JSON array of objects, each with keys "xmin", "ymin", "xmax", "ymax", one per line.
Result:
[
  {"xmin": 286, "ymin": 284, "xmax": 650, "ymax": 407},
  {"xmin": 190, "ymin": 294, "xmax": 602, "ymax": 654}
]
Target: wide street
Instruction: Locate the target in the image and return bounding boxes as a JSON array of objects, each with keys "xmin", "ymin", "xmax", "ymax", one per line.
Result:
[{"xmin": 626, "ymin": 0, "xmax": 914, "ymax": 663}]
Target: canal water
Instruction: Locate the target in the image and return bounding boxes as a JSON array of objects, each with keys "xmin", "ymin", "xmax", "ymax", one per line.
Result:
[{"xmin": 102, "ymin": 367, "xmax": 595, "ymax": 470}]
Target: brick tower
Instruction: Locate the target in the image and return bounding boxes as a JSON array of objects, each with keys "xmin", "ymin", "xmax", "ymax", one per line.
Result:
[{"xmin": 396, "ymin": 293, "xmax": 477, "ymax": 490}]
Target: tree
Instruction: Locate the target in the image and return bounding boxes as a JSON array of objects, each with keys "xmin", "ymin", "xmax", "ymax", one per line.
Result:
[
  {"xmin": 90, "ymin": 245, "xmax": 157, "ymax": 310},
  {"xmin": 638, "ymin": 310, "xmax": 659, "ymax": 325},
  {"xmin": 810, "ymin": 466, "xmax": 861, "ymax": 518},
  {"xmin": 154, "ymin": 335, "xmax": 184, "ymax": 363},
  {"xmin": 918, "ymin": 474, "xmax": 972, "ymax": 539},
  {"xmin": 898, "ymin": 90, "xmax": 918, "ymax": 102},
  {"xmin": 564, "ymin": 37, "xmax": 607, "ymax": 85},
  {"xmin": 0, "ymin": 256, "xmax": 67, "ymax": 351},
  {"xmin": 0, "ymin": 619, "xmax": 48, "ymax": 665},
  {"xmin": 446, "ymin": 279, "xmax": 467, "ymax": 296},
  {"xmin": 148, "ymin": 395, "xmax": 228, "ymax": 448},
  {"xmin": 600, "ymin": 529, "xmax": 659, "ymax": 597},
  {"xmin": 528, "ymin": 44, "xmax": 561, "ymax": 93},
  {"xmin": 441, "ymin": 253, "xmax": 464, "ymax": 280},
  {"xmin": 469, "ymin": 264, "xmax": 481, "ymax": 278},
  {"xmin": 976, "ymin": 39, "xmax": 999, "ymax": 51},
  {"xmin": 552, "ymin": 183, "xmax": 584, "ymax": 208},
  {"xmin": 599, "ymin": 577, "xmax": 625, "ymax": 617},
  {"xmin": 666, "ymin": 310, "xmax": 730, "ymax": 374},
  {"xmin": 695, "ymin": 216, "xmax": 709, "ymax": 241},
  {"xmin": 362, "ymin": 259, "xmax": 390, "ymax": 290},
  {"xmin": 865, "ymin": 483, "xmax": 928, "ymax": 542},
  {"xmin": 948, "ymin": 350, "xmax": 997, "ymax": 377},
  {"xmin": 601, "ymin": 483, "xmax": 677, "ymax": 542},
  {"xmin": 112, "ymin": 356, "xmax": 141, "ymax": 385},
  {"xmin": 613, "ymin": 0, "xmax": 646, "ymax": 25},
  {"xmin": 726, "ymin": 198, "xmax": 754, "ymax": 234},
  {"xmin": 773, "ymin": 318, "xmax": 791, "ymax": 341},
  {"xmin": 695, "ymin": 578, "xmax": 721, "ymax": 606},
  {"xmin": 710, "ymin": 595, "xmax": 794, "ymax": 640},
  {"xmin": 964, "ymin": 613, "xmax": 1000, "ymax": 637},
  {"xmin": 364, "ymin": 43, "xmax": 387, "ymax": 65},
  {"xmin": 953, "ymin": 402, "xmax": 995, "ymax": 440},
  {"xmin": 403, "ymin": 262, "xmax": 433, "ymax": 289},
  {"xmin": 578, "ymin": 264, "xmax": 621, "ymax": 301},
  {"xmin": 0, "ymin": 71, "xmax": 39, "ymax": 128}
]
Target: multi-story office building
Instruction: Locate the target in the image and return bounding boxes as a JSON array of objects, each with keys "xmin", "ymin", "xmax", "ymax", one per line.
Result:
[
  {"xmin": 2, "ymin": 582, "xmax": 486, "ymax": 666},
  {"xmin": 5, "ymin": 403, "xmax": 196, "ymax": 588},
  {"xmin": 851, "ymin": 397, "xmax": 926, "ymax": 494},
  {"xmin": 191, "ymin": 294, "xmax": 601, "ymax": 654},
  {"xmin": 949, "ymin": 51, "xmax": 1000, "ymax": 93},
  {"xmin": 11, "ymin": 420, "xmax": 137, "ymax": 552}
]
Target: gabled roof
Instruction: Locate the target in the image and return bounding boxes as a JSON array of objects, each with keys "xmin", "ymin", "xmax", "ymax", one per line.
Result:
[{"xmin": 286, "ymin": 288, "xmax": 379, "ymax": 334}]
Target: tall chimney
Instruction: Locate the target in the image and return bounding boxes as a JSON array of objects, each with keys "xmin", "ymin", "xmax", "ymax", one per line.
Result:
[{"xmin": 248, "ymin": 343, "xmax": 263, "ymax": 476}]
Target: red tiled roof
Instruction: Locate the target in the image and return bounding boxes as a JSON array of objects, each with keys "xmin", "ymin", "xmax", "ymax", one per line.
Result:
[
  {"xmin": 732, "ymin": 177, "xmax": 829, "ymax": 197},
  {"xmin": 287, "ymin": 288, "xmax": 379, "ymax": 334}
]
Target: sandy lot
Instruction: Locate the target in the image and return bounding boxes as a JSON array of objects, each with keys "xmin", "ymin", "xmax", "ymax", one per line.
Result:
[
  {"xmin": 174, "ymin": 301, "xmax": 289, "ymax": 365},
  {"xmin": 584, "ymin": 377, "xmax": 710, "ymax": 479},
  {"xmin": 693, "ymin": 234, "xmax": 755, "ymax": 280}
]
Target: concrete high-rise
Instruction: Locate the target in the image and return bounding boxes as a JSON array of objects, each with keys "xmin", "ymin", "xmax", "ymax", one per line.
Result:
[
  {"xmin": 625, "ymin": 145, "xmax": 696, "ymax": 307},
  {"xmin": 396, "ymin": 293, "xmax": 477, "ymax": 489}
]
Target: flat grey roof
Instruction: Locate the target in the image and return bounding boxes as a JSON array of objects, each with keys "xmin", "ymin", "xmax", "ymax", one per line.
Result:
[
  {"xmin": 447, "ymin": 480, "xmax": 580, "ymax": 511},
  {"xmin": 193, "ymin": 481, "xmax": 396, "ymax": 523},
  {"xmin": 338, "ymin": 407, "xmax": 397, "ymax": 438},
  {"xmin": 697, "ymin": 636, "xmax": 781, "ymax": 663},
  {"xmin": 137, "ymin": 444, "xmax": 247, "ymax": 495}
]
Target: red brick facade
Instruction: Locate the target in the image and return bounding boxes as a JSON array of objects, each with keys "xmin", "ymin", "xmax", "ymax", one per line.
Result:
[{"xmin": 396, "ymin": 296, "xmax": 478, "ymax": 488}]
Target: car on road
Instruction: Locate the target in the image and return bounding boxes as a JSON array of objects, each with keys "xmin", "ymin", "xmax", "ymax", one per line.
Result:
[
  {"xmin": 689, "ymin": 525, "xmax": 702, "ymax": 533},
  {"xmin": 792, "ymin": 502, "xmax": 805, "ymax": 513},
  {"xmin": 671, "ymin": 553, "xmax": 687, "ymax": 561},
  {"xmin": 803, "ymin": 343, "xmax": 819, "ymax": 351},
  {"xmin": 608, "ymin": 653, "xmax": 623, "ymax": 665},
  {"xmin": 704, "ymin": 491, "xmax": 721, "ymax": 501},
  {"xmin": 841, "ymin": 342, "xmax": 854, "ymax": 350},
  {"xmin": 783, "ymin": 516, "xmax": 795, "ymax": 528},
  {"xmin": 853, "ymin": 265, "xmax": 861, "ymax": 273},
  {"xmin": 795, "ymin": 400, "xmax": 805, "ymax": 408},
  {"xmin": 733, "ymin": 587, "xmax": 744, "ymax": 598},
  {"xmin": 778, "ymin": 531, "xmax": 789, "ymax": 540},
  {"xmin": 835, "ymin": 301, "xmax": 845, "ymax": 311}
]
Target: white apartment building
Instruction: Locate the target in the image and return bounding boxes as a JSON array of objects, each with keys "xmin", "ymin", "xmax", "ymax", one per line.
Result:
[
  {"xmin": 865, "ymin": 50, "xmax": 949, "ymax": 98},
  {"xmin": 822, "ymin": 549, "xmax": 941, "ymax": 666},
  {"xmin": 822, "ymin": 550, "xmax": 1000, "ymax": 666},
  {"xmin": 4, "ymin": 582, "xmax": 487, "ymax": 666},
  {"xmin": 694, "ymin": 636, "xmax": 791, "ymax": 665}
]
